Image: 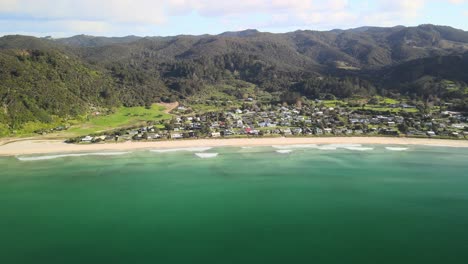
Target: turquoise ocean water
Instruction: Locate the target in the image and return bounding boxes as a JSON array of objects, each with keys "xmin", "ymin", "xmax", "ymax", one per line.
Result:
[{"xmin": 1, "ymin": 144, "xmax": 468, "ymax": 264}]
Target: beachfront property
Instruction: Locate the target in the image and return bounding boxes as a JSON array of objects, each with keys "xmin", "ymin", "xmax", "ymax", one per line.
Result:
[{"xmin": 72, "ymin": 98, "xmax": 468, "ymax": 143}]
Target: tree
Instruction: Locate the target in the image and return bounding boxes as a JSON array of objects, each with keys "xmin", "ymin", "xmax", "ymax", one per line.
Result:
[
  {"xmin": 164, "ymin": 123, "xmax": 174, "ymax": 131},
  {"xmin": 368, "ymin": 97, "xmax": 379, "ymax": 105},
  {"xmin": 398, "ymin": 123, "xmax": 409, "ymax": 134}
]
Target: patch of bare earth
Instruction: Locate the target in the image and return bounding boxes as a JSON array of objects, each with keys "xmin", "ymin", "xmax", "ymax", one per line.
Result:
[{"xmin": 159, "ymin": 102, "xmax": 179, "ymax": 114}]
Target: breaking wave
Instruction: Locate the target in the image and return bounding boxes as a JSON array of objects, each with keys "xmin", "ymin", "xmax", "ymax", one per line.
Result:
[
  {"xmin": 273, "ymin": 143, "xmax": 366, "ymax": 151},
  {"xmin": 17, "ymin": 152, "xmax": 130, "ymax": 161},
  {"xmin": 272, "ymin": 144, "xmax": 317, "ymax": 149},
  {"xmin": 314, "ymin": 146, "xmax": 338, "ymax": 150},
  {"xmin": 150, "ymin": 147, "xmax": 213, "ymax": 153},
  {"xmin": 385, "ymin": 147, "xmax": 409, "ymax": 151},
  {"xmin": 344, "ymin": 146, "xmax": 374, "ymax": 151},
  {"xmin": 276, "ymin": 150, "xmax": 293, "ymax": 154},
  {"xmin": 194, "ymin": 153, "xmax": 219, "ymax": 159}
]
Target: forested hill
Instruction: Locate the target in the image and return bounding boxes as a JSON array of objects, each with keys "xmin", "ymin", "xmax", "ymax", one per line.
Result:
[{"xmin": 1, "ymin": 24, "xmax": 468, "ymax": 133}]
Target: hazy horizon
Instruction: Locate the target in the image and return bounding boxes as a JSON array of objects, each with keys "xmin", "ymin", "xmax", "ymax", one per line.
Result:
[
  {"xmin": 1, "ymin": 0, "xmax": 467, "ymax": 38},
  {"xmin": 2, "ymin": 23, "xmax": 467, "ymax": 39}
]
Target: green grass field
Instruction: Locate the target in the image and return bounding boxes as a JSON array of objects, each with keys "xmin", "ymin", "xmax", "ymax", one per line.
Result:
[
  {"xmin": 350, "ymin": 106, "xmax": 418, "ymax": 113},
  {"xmin": 321, "ymin": 100, "xmax": 343, "ymax": 107},
  {"xmin": 65, "ymin": 104, "xmax": 171, "ymax": 136},
  {"xmin": 3, "ymin": 104, "xmax": 171, "ymax": 139}
]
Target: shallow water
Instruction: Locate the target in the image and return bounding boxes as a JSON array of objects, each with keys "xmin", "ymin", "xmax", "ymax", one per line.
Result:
[{"xmin": 1, "ymin": 145, "xmax": 468, "ymax": 264}]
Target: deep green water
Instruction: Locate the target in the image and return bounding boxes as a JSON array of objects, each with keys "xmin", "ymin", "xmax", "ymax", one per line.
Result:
[{"xmin": 1, "ymin": 145, "xmax": 468, "ymax": 264}]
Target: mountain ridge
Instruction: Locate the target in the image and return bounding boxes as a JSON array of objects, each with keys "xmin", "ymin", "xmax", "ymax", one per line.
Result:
[{"xmin": 0, "ymin": 24, "xmax": 467, "ymax": 134}]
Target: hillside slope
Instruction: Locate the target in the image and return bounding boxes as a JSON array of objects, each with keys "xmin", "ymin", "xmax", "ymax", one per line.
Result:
[{"xmin": 1, "ymin": 24, "xmax": 468, "ymax": 135}]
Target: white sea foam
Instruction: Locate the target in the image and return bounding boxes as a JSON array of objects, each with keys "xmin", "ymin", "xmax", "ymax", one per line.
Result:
[
  {"xmin": 17, "ymin": 152, "xmax": 130, "ymax": 161},
  {"xmin": 422, "ymin": 144, "xmax": 466, "ymax": 148},
  {"xmin": 276, "ymin": 150, "xmax": 293, "ymax": 154},
  {"xmin": 324, "ymin": 144, "xmax": 362, "ymax": 148},
  {"xmin": 194, "ymin": 153, "xmax": 219, "ymax": 158},
  {"xmin": 315, "ymin": 146, "xmax": 338, "ymax": 150},
  {"xmin": 385, "ymin": 147, "xmax": 409, "ymax": 151},
  {"xmin": 272, "ymin": 144, "xmax": 318, "ymax": 149},
  {"xmin": 344, "ymin": 146, "xmax": 374, "ymax": 151},
  {"xmin": 273, "ymin": 144, "xmax": 366, "ymax": 151},
  {"xmin": 150, "ymin": 147, "xmax": 213, "ymax": 153},
  {"xmin": 241, "ymin": 146, "xmax": 254, "ymax": 149}
]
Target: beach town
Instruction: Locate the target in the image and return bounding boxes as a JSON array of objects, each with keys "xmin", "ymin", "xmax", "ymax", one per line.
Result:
[{"xmin": 70, "ymin": 98, "xmax": 468, "ymax": 144}]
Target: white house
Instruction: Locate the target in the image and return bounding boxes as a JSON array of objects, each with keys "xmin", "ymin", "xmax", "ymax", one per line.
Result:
[
  {"xmin": 171, "ymin": 133, "xmax": 183, "ymax": 139},
  {"xmin": 81, "ymin": 136, "xmax": 93, "ymax": 142}
]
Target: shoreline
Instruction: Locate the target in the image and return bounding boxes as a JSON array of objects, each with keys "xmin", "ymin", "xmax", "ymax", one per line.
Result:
[{"xmin": 1, "ymin": 137, "xmax": 468, "ymax": 156}]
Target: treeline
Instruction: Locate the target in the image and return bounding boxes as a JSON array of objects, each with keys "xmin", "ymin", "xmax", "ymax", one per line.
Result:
[
  {"xmin": 0, "ymin": 49, "xmax": 119, "ymax": 129},
  {"xmin": 291, "ymin": 76, "xmax": 376, "ymax": 99},
  {"xmin": 2, "ymin": 29, "xmax": 468, "ymax": 134}
]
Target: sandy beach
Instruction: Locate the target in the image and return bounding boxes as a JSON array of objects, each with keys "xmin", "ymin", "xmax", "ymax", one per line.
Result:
[{"xmin": 0, "ymin": 137, "xmax": 467, "ymax": 156}]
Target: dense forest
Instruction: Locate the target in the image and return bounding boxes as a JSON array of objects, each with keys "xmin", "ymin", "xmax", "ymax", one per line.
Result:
[{"xmin": 1, "ymin": 24, "xmax": 468, "ymax": 133}]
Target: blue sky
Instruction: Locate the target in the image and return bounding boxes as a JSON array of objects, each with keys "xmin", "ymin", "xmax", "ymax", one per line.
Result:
[{"xmin": 0, "ymin": 0, "xmax": 467, "ymax": 37}]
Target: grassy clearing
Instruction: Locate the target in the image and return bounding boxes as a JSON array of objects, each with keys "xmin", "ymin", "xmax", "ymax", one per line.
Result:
[
  {"xmin": 321, "ymin": 100, "xmax": 344, "ymax": 107},
  {"xmin": 190, "ymin": 104, "xmax": 227, "ymax": 113},
  {"xmin": 65, "ymin": 104, "xmax": 171, "ymax": 136},
  {"xmin": 377, "ymin": 97, "xmax": 399, "ymax": 104},
  {"xmin": 351, "ymin": 106, "xmax": 418, "ymax": 113}
]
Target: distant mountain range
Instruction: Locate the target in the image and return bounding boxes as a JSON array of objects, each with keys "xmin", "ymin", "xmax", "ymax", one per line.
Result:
[{"xmin": 1, "ymin": 24, "xmax": 467, "ymax": 132}]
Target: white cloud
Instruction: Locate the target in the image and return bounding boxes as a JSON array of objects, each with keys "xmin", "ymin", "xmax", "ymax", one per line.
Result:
[
  {"xmin": 0, "ymin": 0, "xmax": 166, "ymax": 24},
  {"xmin": 0, "ymin": 0, "xmax": 466, "ymax": 36},
  {"xmin": 0, "ymin": 18, "xmax": 115, "ymax": 36},
  {"xmin": 166, "ymin": 0, "xmax": 350, "ymax": 16},
  {"xmin": 378, "ymin": 0, "xmax": 426, "ymax": 18}
]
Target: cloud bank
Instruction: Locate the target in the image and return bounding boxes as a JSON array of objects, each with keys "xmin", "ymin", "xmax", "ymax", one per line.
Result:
[{"xmin": 0, "ymin": 0, "xmax": 466, "ymax": 36}]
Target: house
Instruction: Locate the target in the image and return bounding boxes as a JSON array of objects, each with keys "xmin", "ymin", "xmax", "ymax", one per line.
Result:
[
  {"xmin": 211, "ymin": 132, "xmax": 221, "ymax": 138},
  {"xmin": 245, "ymin": 127, "xmax": 259, "ymax": 135},
  {"xmin": 323, "ymin": 128, "xmax": 332, "ymax": 134},
  {"xmin": 354, "ymin": 129, "xmax": 364, "ymax": 135},
  {"xmin": 292, "ymin": 128, "xmax": 302, "ymax": 135},
  {"xmin": 401, "ymin": 104, "xmax": 415, "ymax": 108},
  {"xmin": 442, "ymin": 111, "xmax": 461, "ymax": 117},
  {"xmin": 171, "ymin": 133, "xmax": 183, "ymax": 139},
  {"xmin": 249, "ymin": 129, "xmax": 259, "ymax": 135},
  {"xmin": 148, "ymin": 133, "xmax": 161, "ymax": 139},
  {"xmin": 222, "ymin": 130, "xmax": 235, "ymax": 136},
  {"xmin": 452, "ymin": 124, "xmax": 466, "ymax": 129},
  {"xmin": 380, "ymin": 129, "xmax": 398, "ymax": 136},
  {"xmin": 333, "ymin": 128, "xmax": 343, "ymax": 134},
  {"xmin": 282, "ymin": 128, "xmax": 292, "ymax": 135},
  {"xmin": 81, "ymin": 136, "xmax": 93, "ymax": 142},
  {"xmin": 427, "ymin": 131, "xmax": 436, "ymax": 137}
]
